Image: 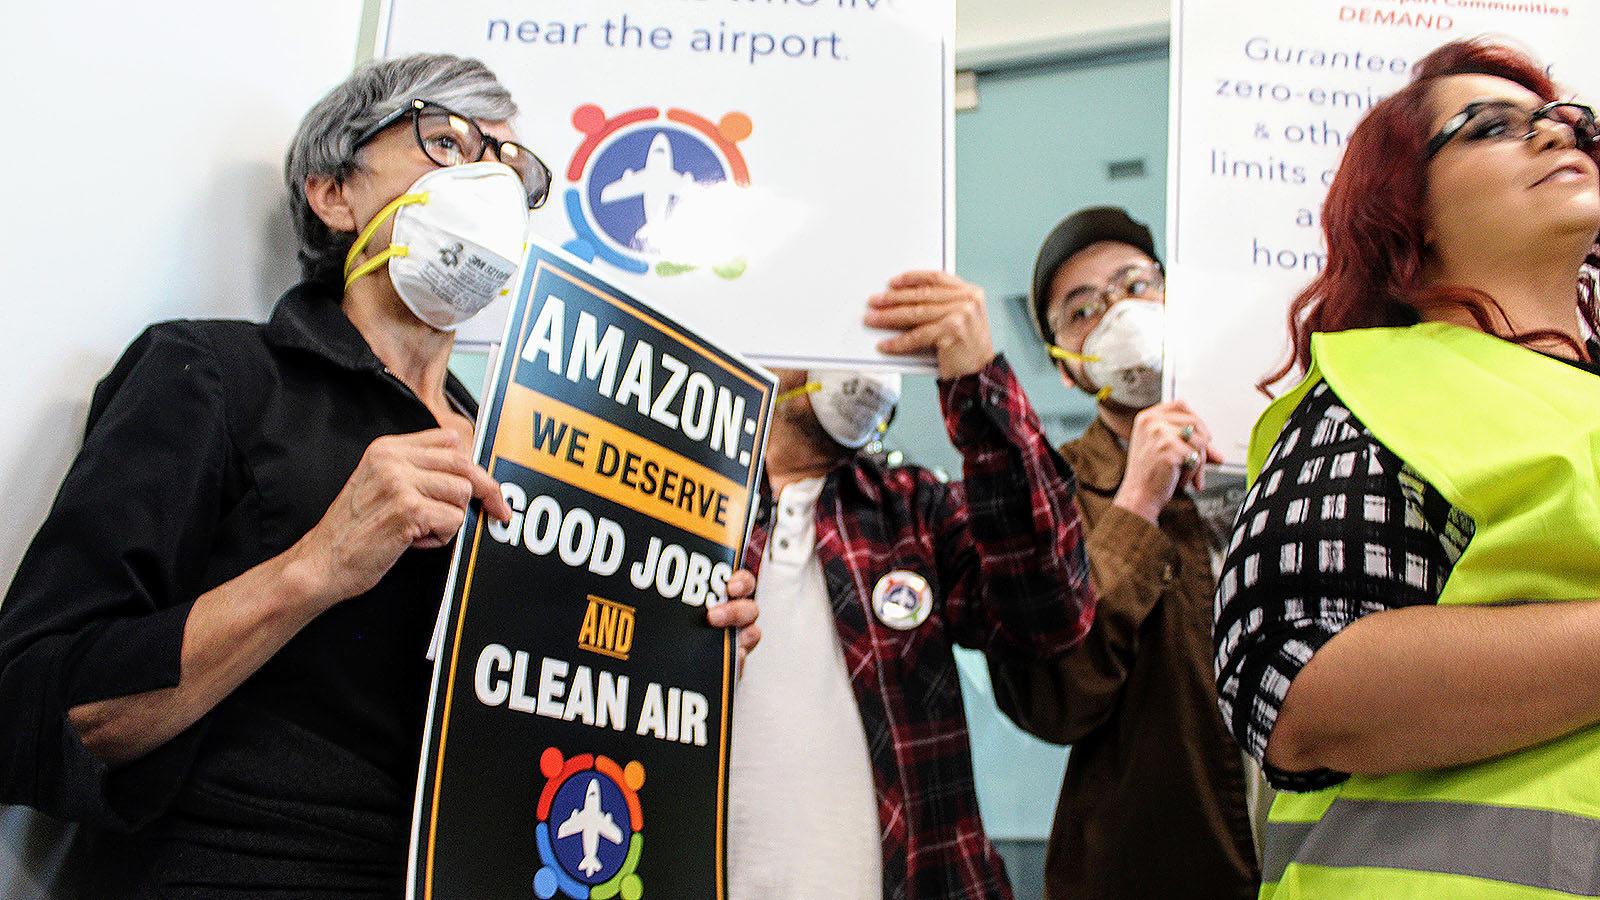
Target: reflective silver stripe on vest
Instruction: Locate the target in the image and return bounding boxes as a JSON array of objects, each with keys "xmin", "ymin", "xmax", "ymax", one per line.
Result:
[
  {"xmin": 1263, "ymin": 798, "xmax": 1600, "ymax": 895},
  {"xmin": 1262, "ymin": 820, "xmax": 1317, "ymax": 883}
]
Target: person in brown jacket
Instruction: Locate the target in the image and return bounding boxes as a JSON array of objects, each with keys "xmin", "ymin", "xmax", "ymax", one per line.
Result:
[{"xmin": 987, "ymin": 207, "xmax": 1267, "ymax": 899}]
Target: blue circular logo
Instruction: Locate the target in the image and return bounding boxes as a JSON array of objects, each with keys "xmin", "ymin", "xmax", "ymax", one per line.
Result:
[
  {"xmin": 549, "ymin": 772, "xmax": 631, "ymax": 884},
  {"xmin": 561, "ymin": 104, "xmax": 753, "ymax": 279},
  {"xmin": 586, "ymin": 127, "xmax": 729, "ymax": 254}
]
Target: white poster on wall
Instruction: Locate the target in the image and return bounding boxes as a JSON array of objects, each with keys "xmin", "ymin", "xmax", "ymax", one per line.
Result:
[
  {"xmin": 1167, "ymin": 0, "xmax": 1600, "ymax": 467},
  {"xmin": 374, "ymin": 0, "xmax": 954, "ymax": 372}
]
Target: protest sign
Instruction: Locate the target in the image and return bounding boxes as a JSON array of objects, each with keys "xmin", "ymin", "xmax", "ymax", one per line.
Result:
[
  {"xmin": 375, "ymin": 0, "xmax": 954, "ymax": 372},
  {"xmin": 409, "ymin": 238, "xmax": 775, "ymax": 900},
  {"xmin": 1167, "ymin": 0, "xmax": 1600, "ymax": 465}
]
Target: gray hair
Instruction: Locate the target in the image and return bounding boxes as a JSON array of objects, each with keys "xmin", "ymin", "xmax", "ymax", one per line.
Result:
[{"xmin": 285, "ymin": 54, "xmax": 519, "ymax": 286}]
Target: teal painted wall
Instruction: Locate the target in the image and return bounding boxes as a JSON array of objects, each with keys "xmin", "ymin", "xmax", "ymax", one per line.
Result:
[{"xmin": 887, "ymin": 49, "xmax": 1171, "ymax": 477}]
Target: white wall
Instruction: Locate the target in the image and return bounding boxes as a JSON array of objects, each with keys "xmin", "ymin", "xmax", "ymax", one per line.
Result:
[
  {"xmin": 0, "ymin": 0, "xmax": 363, "ymax": 586},
  {"xmin": 0, "ymin": 4, "xmax": 361, "ymax": 892}
]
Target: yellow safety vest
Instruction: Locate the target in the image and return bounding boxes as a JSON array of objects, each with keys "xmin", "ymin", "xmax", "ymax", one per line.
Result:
[{"xmin": 1247, "ymin": 322, "xmax": 1600, "ymax": 899}]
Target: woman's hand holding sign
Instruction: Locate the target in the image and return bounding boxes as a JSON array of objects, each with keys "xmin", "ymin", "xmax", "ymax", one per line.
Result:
[{"xmin": 296, "ymin": 428, "xmax": 513, "ymax": 608}]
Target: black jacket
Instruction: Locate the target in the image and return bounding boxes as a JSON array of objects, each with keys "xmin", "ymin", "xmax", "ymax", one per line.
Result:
[{"xmin": 0, "ymin": 282, "xmax": 475, "ymax": 897}]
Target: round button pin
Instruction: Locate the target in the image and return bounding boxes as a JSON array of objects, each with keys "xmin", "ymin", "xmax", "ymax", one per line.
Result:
[{"xmin": 871, "ymin": 570, "xmax": 933, "ymax": 630}]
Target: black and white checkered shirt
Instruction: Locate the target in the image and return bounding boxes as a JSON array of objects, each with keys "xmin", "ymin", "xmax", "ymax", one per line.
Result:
[{"xmin": 1212, "ymin": 382, "xmax": 1474, "ymax": 791}]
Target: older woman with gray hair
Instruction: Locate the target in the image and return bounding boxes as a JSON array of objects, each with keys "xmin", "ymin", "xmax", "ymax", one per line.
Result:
[{"xmin": 0, "ymin": 54, "xmax": 757, "ymax": 897}]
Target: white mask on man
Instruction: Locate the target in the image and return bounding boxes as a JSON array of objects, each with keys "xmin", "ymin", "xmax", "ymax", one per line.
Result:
[
  {"xmin": 1054, "ymin": 299, "xmax": 1165, "ymax": 409},
  {"xmin": 779, "ymin": 371, "xmax": 901, "ymax": 449},
  {"xmin": 343, "ymin": 161, "xmax": 528, "ymax": 331}
]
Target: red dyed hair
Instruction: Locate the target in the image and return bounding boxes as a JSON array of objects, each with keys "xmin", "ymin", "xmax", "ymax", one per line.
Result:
[{"xmin": 1265, "ymin": 38, "xmax": 1600, "ymax": 389}]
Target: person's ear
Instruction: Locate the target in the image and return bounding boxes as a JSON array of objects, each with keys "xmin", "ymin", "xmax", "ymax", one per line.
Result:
[
  {"xmin": 305, "ymin": 174, "xmax": 359, "ymax": 235},
  {"xmin": 1054, "ymin": 356, "xmax": 1079, "ymax": 392}
]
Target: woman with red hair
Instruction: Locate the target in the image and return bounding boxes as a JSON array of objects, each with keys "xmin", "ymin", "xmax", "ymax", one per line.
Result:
[{"xmin": 1213, "ymin": 38, "xmax": 1600, "ymax": 898}]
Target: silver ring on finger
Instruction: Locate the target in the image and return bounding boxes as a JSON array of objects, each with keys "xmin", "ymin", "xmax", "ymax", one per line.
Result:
[
  {"xmin": 1178, "ymin": 423, "xmax": 1195, "ymax": 444},
  {"xmin": 1181, "ymin": 449, "xmax": 1201, "ymax": 470}
]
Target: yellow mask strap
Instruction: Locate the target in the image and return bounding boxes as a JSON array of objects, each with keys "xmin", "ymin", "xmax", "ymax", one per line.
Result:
[
  {"xmin": 1047, "ymin": 345, "xmax": 1098, "ymax": 364},
  {"xmin": 1047, "ymin": 346, "xmax": 1112, "ymax": 400},
  {"xmin": 343, "ymin": 191, "xmax": 428, "ymax": 288},
  {"xmin": 775, "ymin": 381, "xmax": 821, "ymax": 404}
]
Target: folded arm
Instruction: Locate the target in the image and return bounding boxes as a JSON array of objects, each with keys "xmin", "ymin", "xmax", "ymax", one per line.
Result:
[
  {"xmin": 1267, "ymin": 599, "xmax": 1600, "ymax": 775},
  {"xmin": 1212, "ymin": 381, "xmax": 1598, "ymax": 787},
  {"xmin": 0, "ymin": 327, "xmax": 509, "ymax": 824}
]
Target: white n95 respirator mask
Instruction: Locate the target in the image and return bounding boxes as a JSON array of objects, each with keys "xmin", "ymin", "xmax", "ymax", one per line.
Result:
[
  {"xmin": 1050, "ymin": 299, "xmax": 1165, "ymax": 410},
  {"xmin": 799, "ymin": 371, "xmax": 902, "ymax": 449},
  {"xmin": 343, "ymin": 161, "xmax": 528, "ymax": 331}
]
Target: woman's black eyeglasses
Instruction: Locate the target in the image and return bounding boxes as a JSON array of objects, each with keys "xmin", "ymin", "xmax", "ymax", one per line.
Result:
[
  {"xmin": 353, "ymin": 98, "xmax": 552, "ymax": 209},
  {"xmin": 1425, "ymin": 99, "xmax": 1599, "ymax": 161}
]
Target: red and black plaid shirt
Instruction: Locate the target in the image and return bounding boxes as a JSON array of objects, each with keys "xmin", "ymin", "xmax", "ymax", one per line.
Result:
[{"xmin": 746, "ymin": 355, "xmax": 1094, "ymax": 900}]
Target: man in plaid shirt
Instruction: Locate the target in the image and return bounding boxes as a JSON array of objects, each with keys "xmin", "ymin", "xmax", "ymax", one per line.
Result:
[{"xmin": 728, "ymin": 269, "xmax": 1095, "ymax": 900}]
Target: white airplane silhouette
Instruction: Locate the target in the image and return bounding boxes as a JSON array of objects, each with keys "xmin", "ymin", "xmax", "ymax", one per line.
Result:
[
  {"xmin": 555, "ymin": 777, "xmax": 624, "ymax": 877},
  {"xmin": 599, "ymin": 132, "xmax": 697, "ymax": 232}
]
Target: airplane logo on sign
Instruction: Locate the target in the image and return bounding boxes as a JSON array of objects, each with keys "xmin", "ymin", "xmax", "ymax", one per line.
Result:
[{"xmin": 555, "ymin": 778, "xmax": 625, "ymax": 876}]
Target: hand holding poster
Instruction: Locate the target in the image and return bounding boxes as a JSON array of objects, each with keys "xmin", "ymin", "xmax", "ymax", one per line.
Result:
[
  {"xmin": 375, "ymin": 0, "xmax": 955, "ymax": 371},
  {"xmin": 410, "ymin": 239, "xmax": 776, "ymax": 900},
  {"xmin": 1167, "ymin": 0, "xmax": 1600, "ymax": 464}
]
